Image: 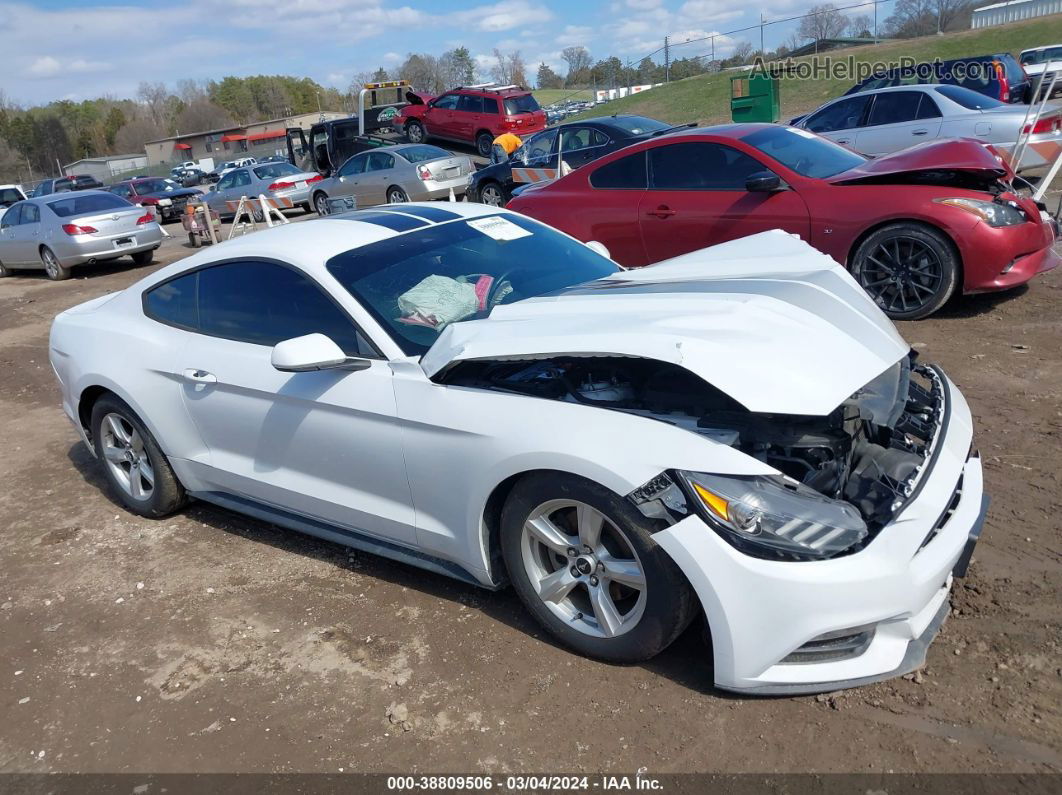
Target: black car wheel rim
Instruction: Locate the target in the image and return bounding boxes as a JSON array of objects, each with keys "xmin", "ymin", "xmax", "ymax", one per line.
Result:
[{"xmin": 859, "ymin": 236, "xmax": 943, "ymax": 314}]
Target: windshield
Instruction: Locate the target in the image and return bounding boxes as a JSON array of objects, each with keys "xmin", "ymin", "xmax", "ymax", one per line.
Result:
[
  {"xmin": 398, "ymin": 145, "xmax": 451, "ymax": 163},
  {"xmin": 606, "ymin": 116, "xmax": 671, "ymax": 135},
  {"xmin": 253, "ymin": 163, "xmax": 300, "ymax": 180},
  {"xmin": 327, "ymin": 213, "xmax": 619, "ymax": 356},
  {"xmin": 934, "ymin": 85, "xmax": 1006, "ymax": 110},
  {"xmin": 0, "ymin": 188, "xmax": 24, "ymax": 207},
  {"xmin": 1021, "ymin": 47, "xmax": 1062, "ymax": 65},
  {"xmin": 742, "ymin": 126, "xmax": 866, "ymax": 179},
  {"xmin": 504, "ymin": 94, "xmax": 540, "ymax": 115},
  {"xmin": 47, "ymin": 193, "xmax": 132, "ymax": 218},
  {"xmin": 133, "ymin": 179, "xmax": 173, "ymax": 194}
]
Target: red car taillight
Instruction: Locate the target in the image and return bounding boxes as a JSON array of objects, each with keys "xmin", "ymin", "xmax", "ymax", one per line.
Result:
[
  {"xmin": 995, "ymin": 61, "xmax": 1010, "ymax": 101},
  {"xmin": 306, "ymin": 175, "xmax": 323, "ymax": 184},
  {"xmin": 268, "ymin": 181, "xmax": 295, "ymax": 191},
  {"xmin": 1023, "ymin": 114, "xmax": 1061, "ymax": 133},
  {"xmin": 136, "ymin": 212, "xmax": 154, "ymax": 225},
  {"xmin": 416, "ymin": 165, "xmax": 433, "ymax": 181},
  {"xmin": 62, "ymin": 224, "xmax": 97, "ymax": 235}
]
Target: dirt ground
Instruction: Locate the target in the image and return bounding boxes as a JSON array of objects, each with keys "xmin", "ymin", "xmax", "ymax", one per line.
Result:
[{"xmin": 0, "ymin": 211, "xmax": 1060, "ymax": 775}]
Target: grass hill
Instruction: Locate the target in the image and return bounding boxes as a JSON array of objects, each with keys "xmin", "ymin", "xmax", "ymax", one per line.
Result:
[{"xmin": 567, "ymin": 15, "xmax": 1062, "ymax": 126}]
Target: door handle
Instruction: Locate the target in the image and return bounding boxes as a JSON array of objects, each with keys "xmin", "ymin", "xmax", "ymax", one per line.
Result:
[
  {"xmin": 836, "ymin": 138, "xmax": 851, "ymax": 145},
  {"xmin": 648, "ymin": 205, "xmax": 676, "ymax": 219},
  {"xmin": 183, "ymin": 368, "xmax": 217, "ymax": 384},
  {"xmin": 912, "ymin": 128, "xmax": 928, "ymax": 136}
]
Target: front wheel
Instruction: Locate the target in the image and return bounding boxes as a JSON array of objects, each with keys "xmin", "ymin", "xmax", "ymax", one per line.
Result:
[
  {"xmin": 500, "ymin": 472, "xmax": 696, "ymax": 663},
  {"xmin": 90, "ymin": 395, "xmax": 186, "ymax": 518},
  {"xmin": 41, "ymin": 247, "xmax": 71, "ymax": 281},
  {"xmin": 405, "ymin": 120, "xmax": 425, "ymax": 144},
  {"xmin": 313, "ymin": 192, "xmax": 329, "ymax": 216},
  {"xmin": 131, "ymin": 249, "xmax": 154, "ymax": 266},
  {"xmin": 851, "ymin": 223, "xmax": 959, "ymax": 320},
  {"xmin": 387, "ymin": 186, "xmax": 408, "ymax": 203},
  {"xmin": 479, "ymin": 182, "xmax": 506, "ymax": 207}
]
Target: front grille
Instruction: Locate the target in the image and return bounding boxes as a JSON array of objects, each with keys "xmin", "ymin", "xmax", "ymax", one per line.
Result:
[{"xmin": 918, "ymin": 473, "xmax": 963, "ymax": 551}]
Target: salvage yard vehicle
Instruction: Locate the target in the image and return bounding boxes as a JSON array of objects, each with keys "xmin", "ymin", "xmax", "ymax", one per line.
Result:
[
  {"xmin": 468, "ymin": 115, "xmax": 682, "ymax": 207},
  {"xmin": 795, "ymin": 84, "xmax": 1062, "ymax": 170},
  {"xmin": 0, "ymin": 184, "xmax": 28, "ymax": 223},
  {"xmin": 0, "ymin": 190, "xmax": 161, "ymax": 279},
  {"xmin": 51, "ymin": 203, "xmax": 987, "ymax": 695},
  {"xmin": 845, "ymin": 53, "xmax": 1031, "ymax": 104},
  {"xmin": 396, "ymin": 84, "xmax": 548, "ymax": 157},
  {"xmin": 107, "ymin": 177, "xmax": 203, "ymax": 222},
  {"xmin": 205, "ymin": 161, "xmax": 322, "ymax": 219},
  {"xmin": 1020, "ymin": 44, "xmax": 1062, "ymax": 99},
  {"xmin": 311, "ymin": 144, "xmax": 472, "ymax": 212},
  {"xmin": 30, "ymin": 174, "xmax": 104, "ymax": 197},
  {"xmin": 507, "ymin": 124, "xmax": 1059, "ymax": 320}
]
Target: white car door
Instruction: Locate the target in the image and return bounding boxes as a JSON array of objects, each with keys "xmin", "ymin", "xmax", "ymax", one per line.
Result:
[
  {"xmin": 853, "ymin": 91, "xmax": 943, "ymax": 156},
  {"xmin": 800, "ymin": 94, "xmax": 873, "ymax": 148},
  {"xmin": 0, "ymin": 204, "xmax": 24, "ymax": 264},
  {"xmin": 167, "ymin": 259, "xmax": 417, "ymax": 544}
]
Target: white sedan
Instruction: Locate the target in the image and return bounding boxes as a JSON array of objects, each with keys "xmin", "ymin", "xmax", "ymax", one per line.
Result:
[{"xmin": 49, "ymin": 203, "xmax": 987, "ymax": 694}]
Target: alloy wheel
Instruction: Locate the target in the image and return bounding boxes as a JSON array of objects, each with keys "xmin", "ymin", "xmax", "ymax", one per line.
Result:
[
  {"xmin": 481, "ymin": 184, "xmax": 504, "ymax": 207},
  {"xmin": 407, "ymin": 123, "xmax": 424, "ymax": 143},
  {"xmin": 520, "ymin": 499, "xmax": 647, "ymax": 639},
  {"xmin": 388, "ymin": 188, "xmax": 408, "ymax": 203},
  {"xmin": 858, "ymin": 235, "xmax": 943, "ymax": 315},
  {"xmin": 314, "ymin": 193, "xmax": 329, "ymax": 215},
  {"xmin": 99, "ymin": 412, "xmax": 155, "ymax": 502},
  {"xmin": 42, "ymin": 249, "xmax": 61, "ymax": 279}
]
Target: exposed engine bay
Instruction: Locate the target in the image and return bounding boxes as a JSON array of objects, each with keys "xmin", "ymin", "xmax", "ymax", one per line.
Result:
[{"xmin": 442, "ymin": 352, "xmax": 942, "ymax": 541}]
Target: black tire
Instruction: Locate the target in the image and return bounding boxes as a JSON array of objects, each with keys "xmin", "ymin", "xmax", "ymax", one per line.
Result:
[
  {"xmin": 500, "ymin": 472, "xmax": 696, "ymax": 663},
  {"xmin": 41, "ymin": 247, "xmax": 71, "ymax": 281},
  {"xmin": 405, "ymin": 120, "xmax": 426, "ymax": 144},
  {"xmin": 387, "ymin": 186, "xmax": 408, "ymax": 203},
  {"xmin": 0, "ymin": 258, "xmax": 11, "ymax": 277},
  {"xmin": 131, "ymin": 249, "xmax": 154, "ymax": 266},
  {"xmin": 188, "ymin": 232, "xmax": 200, "ymax": 248},
  {"xmin": 252, "ymin": 206, "xmax": 265, "ymax": 223},
  {"xmin": 313, "ymin": 192, "xmax": 329, "ymax": 216},
  {"xmin": 479, "ymin": 181, "xmax": 507, "ymax": 207},
  {"xmin": 90, "ymin": 394, "xmax": 186, "ymax": 518},
  {"xmin": 476, "ymin": 131, "xmax": 493, "ymax": 158},
  {"xmin": 851, "ymin": 223, "xmax": 959, "ymax": 320}
]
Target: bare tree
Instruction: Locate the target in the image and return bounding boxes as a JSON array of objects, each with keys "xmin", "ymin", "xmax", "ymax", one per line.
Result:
[
  {"xmin": 561, "ymin": 46, "xmax": 592, "ymax": 83},
  {"xmin": 397, "ymin": 53, "xmax": 443, "ymax": 93},
  {"xmin": 176, "ymin": 100, "xmax": 235, "ymax": 134},
  {"xmin": 731, "ymin": 42, "xmax": 754, "ymax": 64},
  {"xmin": 114, "ymin": 115, "xmax": 166, "ymax": 155},
  {"xmin": 798, "ymin": 3, "xmax": 848, "ymax": 42},
  {"xmin": 490, "ymin": 49, "xmax": 527, "ymax": 86},
  {"xmin": 846, "ymin": 14, "xmax": 874, "ymax": 37},
  {"xmin": 136, "ymin": 81, "xmax": 170, "ymax": 128}
]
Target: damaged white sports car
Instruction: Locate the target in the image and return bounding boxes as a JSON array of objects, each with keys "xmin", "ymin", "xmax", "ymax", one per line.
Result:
[{"xmin": 50, "ymin": 203, "xmax": 987, "ymax": 694}]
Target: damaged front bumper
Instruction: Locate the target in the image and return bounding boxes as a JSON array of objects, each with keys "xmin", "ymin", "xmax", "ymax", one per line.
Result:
[{"xmin": 653, "ymin": 368, "xmax": 989, "ymax": 695}]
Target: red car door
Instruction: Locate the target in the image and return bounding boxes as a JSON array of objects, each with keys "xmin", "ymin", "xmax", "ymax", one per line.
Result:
[
  {"xmin": 425, "ymin": 93, "xmax": 460, "ymax": 138},
  {"xmin": 637, "ymin": 141, "xmax": 812, "ymax": 264}
]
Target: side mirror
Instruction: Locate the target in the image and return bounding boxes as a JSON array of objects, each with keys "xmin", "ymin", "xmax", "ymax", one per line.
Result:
[
  {"xmin": 209, "ymin": 185, "xmax": 217, "ymax": 192},
  {"xmin": 271, "ymin": 333, "xmax": 370, "ymax": 373},
  {"xmin": 585, "ymin": 240, "xmax": 611, "ymax": 259},
  {"xmin": 746, "ymin": 171, "xmax": 782, "ymax": 193}
]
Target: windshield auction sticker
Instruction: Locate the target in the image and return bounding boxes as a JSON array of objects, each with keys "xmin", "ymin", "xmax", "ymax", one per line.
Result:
[{"xmin": 467, "ymin": 216, "xmax": 533, "ymax": 241}]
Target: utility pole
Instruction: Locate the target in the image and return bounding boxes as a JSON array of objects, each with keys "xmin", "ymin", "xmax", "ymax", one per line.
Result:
[
  {"xmin": 874, "ymin": 0, "xmax": 878, "ymax": 40},
  {"xmin": 711, "ymin": 35, "xmax": 715, "ymax": 64},
  {"xmin": 760, "ymin": 14, "xmax": 765, "ymax": 55},
  {"xmin": 664, "ymin": 35, "xmax": 670, "ymax": 83}
]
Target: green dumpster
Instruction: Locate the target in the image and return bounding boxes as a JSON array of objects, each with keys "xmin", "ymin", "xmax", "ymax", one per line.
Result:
[{"xmin": 730, "ymin": 73, "xmax": 780, "ymax": 124}]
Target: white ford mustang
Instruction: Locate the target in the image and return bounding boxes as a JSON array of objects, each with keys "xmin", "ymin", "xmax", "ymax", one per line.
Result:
[{"xmin": 49, "ymin": 203, "xmax": 987, "ymax": 694}]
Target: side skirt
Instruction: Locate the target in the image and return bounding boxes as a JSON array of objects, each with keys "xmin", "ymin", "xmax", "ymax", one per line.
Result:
[{"xmin": 188, "ymin": 490, "xmax": 496, "ymax": 590}]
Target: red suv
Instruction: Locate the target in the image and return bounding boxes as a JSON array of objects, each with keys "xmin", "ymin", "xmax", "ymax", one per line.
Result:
[{"xmin": 396, "ymin": 85, "xmax": 547, "ymax": 158}]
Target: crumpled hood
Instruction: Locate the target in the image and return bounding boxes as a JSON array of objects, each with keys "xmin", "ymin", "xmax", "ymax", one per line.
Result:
[
  {"xmin": 421, "ymin": 230, "xmax": 909, "ymax": 416},
  {"xmin": 828, "ymin": 138, "xmax": 1011, "ymax": 183}
]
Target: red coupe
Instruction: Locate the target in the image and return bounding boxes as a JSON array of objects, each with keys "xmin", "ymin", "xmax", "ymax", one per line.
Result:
[{"xmin": 507, "ymin": 124, "xmax": 1059, "ymax": 319}]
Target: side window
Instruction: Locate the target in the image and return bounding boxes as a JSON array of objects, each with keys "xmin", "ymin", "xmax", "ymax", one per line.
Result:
[
  {"xmin": 339, "ymin": 154, "xmax": 368, "ymax": 176},
  {"xmin": 233, "ymin": 170, "xmax": 252, "ymax": 188},
  {"xmin": 527, "ymin": 129, "xmax": 557, "ymax": 160},
  {"xmin": 433, "ymin": 94, "xmax": 460, "ymax": 110},
  {"xmin": 649, "ymin": 143, "xmax": 765, "ymax": 190},
  {"xmin": 366, "ymin": 152, "xmax": 395, "ymax": 171},
  {"xmin": 915, "ymin": 93, "xmax": 942, "ymax": 119},
  {"xmin": 144, "ymin": 271, "xmax": 198, "ymax": 330},
  {"xmin": 197, "ymin": 261, "xmax": 370, "ymax": 356},
  {"xmin": 589, "ymin": 150, "xmax": 647, "ymax": 190},
  {"xmin": 804, "ymin": 95, "xmax": 871, "ymax": 133},
  {"xmin": 866, "ymin": 92, "xmax": 923, "ymax": 126},
  {"xmin": 457, "ymin": 95, "xmax": 484, "ymax": 113},
  {"xmin": 560, "ymin": 127, "xmax": 597, "ymax": 151},
  {"xmin": 21, "ymin": 204, "xmax": 40, "ymax": 224},
  {"xmin": 1, "ymin": 204, "xmax": 21, "ymax": 228},
  {"xmin": 217, "ymin": 173, "xmax": 235, "ymax": 190},
  {"xmin": 482, "ymin": 98, "xmax": 499, "ymax": 115},
  {"xmin": 111, "ymin": 184, "xmax": 131, "ymax": 198}
]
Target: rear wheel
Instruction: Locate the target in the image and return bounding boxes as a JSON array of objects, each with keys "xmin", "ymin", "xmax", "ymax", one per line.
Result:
[
  {"xmin": 851, "ymin": 223, "xmax": 959, "ymax": 320},
  {"xmin": 0, "ymin": 259, "xmax": 11, "ymax": 277},
  {"xmin": 406, "ymin": 120, "xmax": 425, "ymax": 144},
  {"xmin": 188, "ymin": 232, "xmax": 200, "ymax": 248},
  {"xmin": 313, "ymin": 192, "xmax": 329, "ymax": 216},
  {"xmin": 41, "ymin": 247, "xmax": 71, "ymax": 281},
  {"xmin": 479, "ymin": 182, "xmax": 506, "ymax": 207},
  {"xmin": 131, "ymin": 249, "xmax": 154, "ymax": 266},
  {"xmin": 387, "ymin": 186, "xmax": 408, "ymax": 203},
  {"xmin": 500, "ymin": 472, "xmax": 696, "ymax": 663},
  {"xmin": 476, "ymin": 131, "xmax": 493, "ymax": 158},
  {"xmin": 251, "ymin": 205, "xmax": 265, "ymax": 223},
  {"xmin": 90, "ymin": 395, "xmax": 186, "ymax": 518}
]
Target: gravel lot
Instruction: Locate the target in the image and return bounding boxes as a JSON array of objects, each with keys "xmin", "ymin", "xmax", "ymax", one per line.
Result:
[{"xmin": 0, "ymin": 210, "xmax": 1060, "ymax": 774}]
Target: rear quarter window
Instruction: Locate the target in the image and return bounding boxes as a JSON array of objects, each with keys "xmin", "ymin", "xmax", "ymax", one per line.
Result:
[{"xmin": 144, "ymin": 272, "xmax": 199, "ymax": 330}]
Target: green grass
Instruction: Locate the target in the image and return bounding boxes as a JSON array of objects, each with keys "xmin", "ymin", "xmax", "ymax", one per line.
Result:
[
  {"xmin": 533, "ymin": 88, "xmax": 595, "ymax": 106},
  {"xmin": 567, "ymin": 15, "xmax": 1062, "ymax": 126}
]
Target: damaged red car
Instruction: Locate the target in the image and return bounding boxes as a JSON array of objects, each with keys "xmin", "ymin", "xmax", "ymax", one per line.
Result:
[{"xmin": 507, "ymin": 124, "xmax": 1059, "ymax": 319}]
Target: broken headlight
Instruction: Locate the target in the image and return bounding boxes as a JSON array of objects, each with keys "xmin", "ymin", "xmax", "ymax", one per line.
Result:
[
  {"xmin": 678, "ymin": 471, "xmax": 867, "ymax": 561},
  {"xmin": 934, "ymin": 197, "xmax": 1026, "ymax": 227}
]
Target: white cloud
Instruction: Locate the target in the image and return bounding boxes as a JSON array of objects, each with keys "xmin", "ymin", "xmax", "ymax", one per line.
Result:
[
  {"xmin": 27, "ymin": 56, "xmax": 62, "ymax": 77},
  {"xmin": 679, "ymin": 0, "xmax": 743, "ymax": 24},
  {"xmin": 453, "ymin": 0, "xmax": 553, "ymax": 32},
  {"xmin": 556, "ymin": 24, "xmax": 593, "ymax": 47}
]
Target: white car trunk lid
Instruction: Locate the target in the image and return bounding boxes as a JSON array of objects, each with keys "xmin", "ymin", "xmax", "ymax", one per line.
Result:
[{"xmin": 421, "ymin": 230, "xmax": 909, "ymax": 416}]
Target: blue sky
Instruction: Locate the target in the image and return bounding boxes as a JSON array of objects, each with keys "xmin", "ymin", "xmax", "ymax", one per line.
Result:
[{"xmin": 0, "ymin": 0, "xmax": 876, "ymax": 105}]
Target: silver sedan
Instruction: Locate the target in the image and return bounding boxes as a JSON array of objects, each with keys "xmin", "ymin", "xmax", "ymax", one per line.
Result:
[
  {"xmin": 204, "ymin": 161, "xmax": 322, "ymax": 219},
  {"xmin": 794, "ymin": 84, "xmax": 1062, "ymax": 171},
  {"xmin": 311, "ymin": 144, "xmax": 471, "ymax": 215},
  {"xmin": 0, "ymin": 191, "xmax": 163, "ymax": 280}
]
